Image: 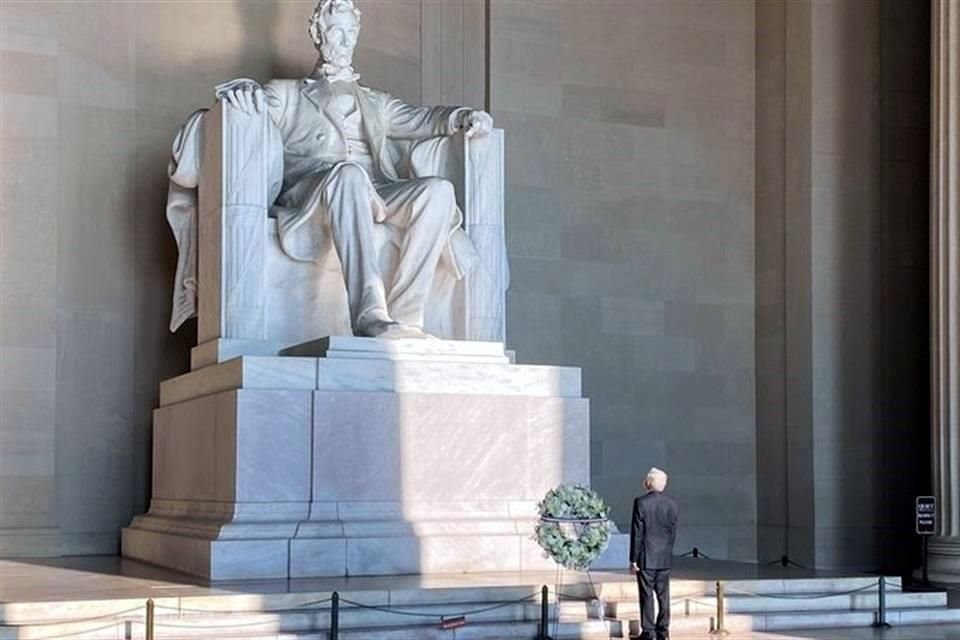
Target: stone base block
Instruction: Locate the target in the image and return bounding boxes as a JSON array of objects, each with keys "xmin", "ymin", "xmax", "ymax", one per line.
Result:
[
  {"xmin": 122, "ymin": 527, "xmax": 291, "ymax": 580},
  {"xmin": 0, "ymin": 527, "xmax": 62, "ymax": 557},
  {"xmin": 123, "ymin": 526, "xmax": 630, "ymax": 580},
  {"xmin": 927, "ymin": 536, "xmax": 960, "ymax": 584},
  {"xmin": 124, "ymin": 345, "xmax": 608, "ymax": 579}
]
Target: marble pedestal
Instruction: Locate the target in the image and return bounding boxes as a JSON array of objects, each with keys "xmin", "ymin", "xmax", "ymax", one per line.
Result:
[
  {"xmin": 927, "ymin": 537, "xmax": 960, "ymax": 584},
  {"xmin": 122, "ymin": 338, "xmax": 621, "ymax": 580}
]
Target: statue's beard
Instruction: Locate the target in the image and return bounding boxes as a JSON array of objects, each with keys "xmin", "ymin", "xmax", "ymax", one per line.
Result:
[
  {"xmin": 319, "ymin": 44, "xmax": 357, "ymax": 82},
  {"xmin": 327, "ymin": 51, "xmax": 352, "ymax": 68}
]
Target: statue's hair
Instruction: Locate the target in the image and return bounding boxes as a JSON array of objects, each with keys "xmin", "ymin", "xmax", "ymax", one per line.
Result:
[{"xmin": 309, "ymin": 0, "xmax": 361, "ymax": 46}]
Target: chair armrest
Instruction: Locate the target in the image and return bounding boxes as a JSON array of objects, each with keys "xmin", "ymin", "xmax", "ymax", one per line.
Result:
[
  {"xmin": 459, "ymin": 129, "xmax": 508, "ymax": 342},
  {"xmin": 196, "ymin": 101, "xmax": 283, "ymax": 346},
  {"xmin": 407, "ymin": 130, "xmax": 504, "ymax": 231}
]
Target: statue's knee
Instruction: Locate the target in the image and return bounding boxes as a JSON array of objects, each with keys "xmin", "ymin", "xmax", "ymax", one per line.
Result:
[
  {"xmin": 326, "ymin": 163, "xmax": 370, "ymax": 194},
  {"xmin": 422, "ymin": 177, "xmax": 455, "ymax": 204}
]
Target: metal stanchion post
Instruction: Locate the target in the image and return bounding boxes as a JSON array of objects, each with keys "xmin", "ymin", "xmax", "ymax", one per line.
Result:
[
  {"xmin": 145, "ymin": 598, "xmax": 155, "ymax": 640},
  {"xmin": 709, "ymin": 581, "xmax": 728, "ymax": 635},
  {"xmin": 872, "ymin": 577, "xmax": 892, "ymax": 629},
  {"xmin": 331, "ymin": 591, "xmax": 340, "ymax": 640},
  {"xmin": 539, "ymin": 585, "xmax": 552, "ymax": 640}
]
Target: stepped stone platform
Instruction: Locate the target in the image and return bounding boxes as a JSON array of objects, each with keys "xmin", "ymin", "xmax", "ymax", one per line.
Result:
[
  {"xmin": 122, "ymin": 337, "xmax": 623, "ymax": 580},
  {"xmin": 2, "ymin": 557, "xmax": 958, "ymax": 639}
]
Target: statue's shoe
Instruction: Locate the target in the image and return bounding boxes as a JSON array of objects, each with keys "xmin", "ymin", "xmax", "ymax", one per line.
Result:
[
  {"xmin": 356, "ymin": 319, "xmax": 434, "ymax": 340},
  {"xmin": 378, "ymin": 324, "xmax": 434, "ymax": 340}
]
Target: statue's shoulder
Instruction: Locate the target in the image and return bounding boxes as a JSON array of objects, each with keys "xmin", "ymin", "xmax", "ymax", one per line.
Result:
[{"xmin": 357, "ymin": 84, "xmax": 390, "ymax": 104}]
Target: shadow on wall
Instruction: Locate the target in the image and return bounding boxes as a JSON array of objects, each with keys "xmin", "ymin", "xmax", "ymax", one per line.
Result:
[{"xmin": 131, "ymin": 0, "xmax": 315, "ymax": 516}]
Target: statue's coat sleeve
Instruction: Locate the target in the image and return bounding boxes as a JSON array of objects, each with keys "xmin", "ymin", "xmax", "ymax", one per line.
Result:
[{"xmin": 380, "ymin": 90, "xmax": 469, "ymax": 140}]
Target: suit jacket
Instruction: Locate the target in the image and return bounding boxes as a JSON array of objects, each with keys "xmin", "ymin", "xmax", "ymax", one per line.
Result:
[
  {"xmin": 630, "ymin": 491, "xmax": 679, "ymax": 570},
  {"xmin": 263, "ymin": 76, "xmax": 468, "ymax": 193},
  {"xmin": 261, "ymin": 76, "xmax": 474, "ymax": 272}
]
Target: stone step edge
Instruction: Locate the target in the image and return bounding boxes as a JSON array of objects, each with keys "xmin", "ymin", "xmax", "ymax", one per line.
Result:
[
  {"xmin": 0, "ymin": 580, "xmax": 920, "ymax": 623},
  {"xmin": 0, "ymin": 618, "xmax": 612, "ymax": 640},
  {"xmin": 1, "ymin": 589, "xmax": 918, "ymax": 624},
  {"xmin": 5, "ymin": 600, "xmax": 955, "ymax": 636},
  {"xmin": 585, "ymin": 590, "xmax": 943, "ymax": 605},
  {"xmin": 159, "ymin": 356, "xmax": 583, "ymax": 406}
]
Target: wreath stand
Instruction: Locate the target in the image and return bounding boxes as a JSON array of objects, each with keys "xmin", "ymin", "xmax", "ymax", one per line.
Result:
[{"xmin": 538, "ymin": 515, "xmax": 612, "ymax": 640}]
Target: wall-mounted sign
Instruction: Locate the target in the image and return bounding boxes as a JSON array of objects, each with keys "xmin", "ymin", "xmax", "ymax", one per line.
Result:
[{"xmin": 916, "ymin": 496, "xmax": 936, "ymax": 535}]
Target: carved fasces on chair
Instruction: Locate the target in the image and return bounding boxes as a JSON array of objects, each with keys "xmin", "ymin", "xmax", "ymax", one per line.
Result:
[
  {"xmin": 197, "ymin": 102, "xmax": 282, "ymax": 346},
  {"xmin": 461, "ymin": 130, "xmax": 507, "ymax": 342}
]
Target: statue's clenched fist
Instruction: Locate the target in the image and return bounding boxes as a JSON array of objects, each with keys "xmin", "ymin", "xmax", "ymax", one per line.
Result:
[{"xmin": 458, "ymin": 110, "xmax": 494, "ymax": 138}]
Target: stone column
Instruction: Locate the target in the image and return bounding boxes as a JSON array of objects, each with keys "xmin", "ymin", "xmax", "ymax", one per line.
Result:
[{"xmin": 929, "ymin": 0, "xmax": 960, "ymax": 584}]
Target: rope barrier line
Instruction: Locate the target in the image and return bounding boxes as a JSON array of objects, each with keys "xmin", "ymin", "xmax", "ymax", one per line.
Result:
[
  {"xmin": 154, "ymin": 617, "xmax": 303, "ymax": 629},
  {"xmin": 724, "ymin": 579, "xmax": 881, "ymax": 600},
  {"xmin": 337, "ymin": 592, "xmax": 540, "ymax": 620},
  {"xmin": 0, "ymin": 605, "xmax": 145, "ymax": 627},
  {"xmin": 152, "ymin": 595, "xmax": 334, "ymax": 615},
  {"xmin": 7, "ymin": 577, "xmax": 914, "ymax": 638},
  {"xmin": 555, "ymin": 589, "xmax": 712, "ymax": 603},
  {"xmin": 16, "ymin": 620, "xmax": 129, "ymax": 640},
  {"xmin": 5, "ymin": 593, "xmax": 540, "ymax": 637}
]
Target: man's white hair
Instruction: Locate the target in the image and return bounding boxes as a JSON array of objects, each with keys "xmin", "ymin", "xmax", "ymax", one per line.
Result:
[{"xmin": 646, "ymin": 467, "xmax": 668, "ymax": 492}]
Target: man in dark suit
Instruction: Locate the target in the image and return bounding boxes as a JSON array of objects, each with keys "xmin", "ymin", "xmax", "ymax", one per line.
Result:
[{"xmin": 630, "ymin": 467, "xmax": 679, "ymax": 640}]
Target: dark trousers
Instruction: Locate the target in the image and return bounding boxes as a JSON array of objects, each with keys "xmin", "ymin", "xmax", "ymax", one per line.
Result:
[{"xmin": 637, "ymin": 568, "xmax": 671, "ymax": 636}]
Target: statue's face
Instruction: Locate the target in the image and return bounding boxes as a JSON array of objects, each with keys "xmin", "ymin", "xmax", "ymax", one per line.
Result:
[{"xmin": 321, "ymin": 14, "xmax": 359, "ymax": 69}]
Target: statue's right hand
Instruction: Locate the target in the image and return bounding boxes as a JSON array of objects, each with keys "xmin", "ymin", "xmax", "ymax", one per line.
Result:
[{"xmin": 214, "ymin": 78, "xmax": 264, "ymax": 115}]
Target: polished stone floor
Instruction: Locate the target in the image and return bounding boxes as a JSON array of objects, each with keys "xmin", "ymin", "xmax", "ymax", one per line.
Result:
[{"xmin": 0, "ymin": 555, "xmax": 868, "ymax": 603}]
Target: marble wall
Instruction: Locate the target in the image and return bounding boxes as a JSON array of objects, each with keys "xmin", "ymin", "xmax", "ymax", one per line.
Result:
[
  {"xmin": 2, "ymin": 0, "xmax": 929, "ymax": 570},
  {"xmin": 0, "ymin": 0, "xmax": 428, "ymax": 556},
  {"xmin": 755, "ymin": 0, "xmax": 930, "ymax": 570},
  {"xmin": 490, "ymin": 0, "xmax": 758, "ymax": 560}
]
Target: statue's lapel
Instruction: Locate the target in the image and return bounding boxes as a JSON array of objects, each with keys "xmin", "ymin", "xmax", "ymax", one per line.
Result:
[
  {"xmin": 300, "ymin": 78, "xmax": 345, "ymax": 138},
  {"xmin": 355, "ymin": 86, "xmax": 396, "ymax": 179},
  {"xmin": 355, "ymin": 87, "xmax": 382, "ymax": 140}
]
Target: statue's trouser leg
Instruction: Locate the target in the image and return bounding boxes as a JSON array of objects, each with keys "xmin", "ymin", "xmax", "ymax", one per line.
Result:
[
  {"xmin": 377, "ymin": 177, "xmax": 457, "ymax": 328},
  {"xmin": 321, "ymin": 164, "xmax": 391, "ymax": 331}
]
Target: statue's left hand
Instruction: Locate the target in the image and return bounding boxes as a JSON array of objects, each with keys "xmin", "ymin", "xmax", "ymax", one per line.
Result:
[
  {"xmin": 214, "ymin": 78, "xmax": 265, "ymax": 115},
  {"xmin": 461, "ymin": 110, "xmax": 493, "ymax": 138}
]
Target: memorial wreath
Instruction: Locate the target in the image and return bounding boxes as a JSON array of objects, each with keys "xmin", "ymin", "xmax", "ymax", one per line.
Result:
[{"xmin": 534, "ymin": 484, "xmax": 613, "ymax": 570}]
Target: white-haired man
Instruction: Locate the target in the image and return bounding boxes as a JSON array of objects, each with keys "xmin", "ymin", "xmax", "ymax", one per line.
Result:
[
  {"xmin": 630, "ymin": 467, "xmax": 679, "ymax": 640},
  {"xmin": 218, "ymin": 0, "xmax": 493, "ymax": 339}
]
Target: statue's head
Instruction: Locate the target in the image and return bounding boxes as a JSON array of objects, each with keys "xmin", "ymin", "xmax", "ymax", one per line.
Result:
[{"xmin": 309, "ymin": 0, "xmax": 361, "ymax": 70}]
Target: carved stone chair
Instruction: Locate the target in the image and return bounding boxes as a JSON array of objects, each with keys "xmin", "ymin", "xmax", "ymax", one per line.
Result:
[{"xmin": 188, "ymin": 102, "xmax": 507, "ymax": 369}]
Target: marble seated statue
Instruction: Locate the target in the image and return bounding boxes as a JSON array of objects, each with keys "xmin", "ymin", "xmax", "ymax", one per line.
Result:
[{"xmin": 164, "ymin": 0, "xmax": 507, "ymax": 367}]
